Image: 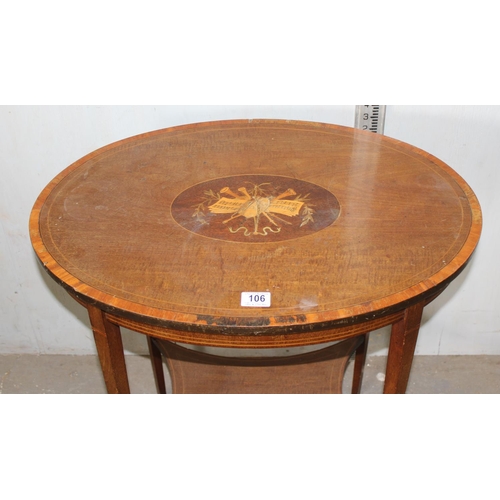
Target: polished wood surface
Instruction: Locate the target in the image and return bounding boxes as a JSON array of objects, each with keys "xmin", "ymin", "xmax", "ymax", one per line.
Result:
[
  {"xmin": 149, "ymin": 336, "xmax": 366, "ymax": 394},
  {"xmin": 30, "ymin": 120, "xmax": 482, "ymax": 393}
]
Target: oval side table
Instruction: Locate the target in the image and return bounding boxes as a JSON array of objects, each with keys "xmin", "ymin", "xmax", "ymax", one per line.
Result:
[{"xmin": 29, "ymin": 120, "xmax": 482, "ymax": 393}]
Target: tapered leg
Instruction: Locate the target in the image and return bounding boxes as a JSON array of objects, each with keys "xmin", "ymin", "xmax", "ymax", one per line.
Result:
[
  {"xmin": 88, "ymin": 305, "xmax": 130, "ymax": 394},
  {"xmin": 384, "ymin": 302, "xmax": 424, "ymax": 394},
  {"xmin": 147, "ymin": 336, "xmax": 167, "ymax": 394},
  {"xmin": 351, "ymin": 334, "xmax": 368, "ymax": 394}
]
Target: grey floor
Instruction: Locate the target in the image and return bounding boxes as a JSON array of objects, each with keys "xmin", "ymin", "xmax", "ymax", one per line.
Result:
[
  {"xmin": 1, "ymin": 351, "xmax": 500, "ymax": 394},
  {"xmin": 2, "ymin": 327, "xmax": 499, "ymax": 393}
]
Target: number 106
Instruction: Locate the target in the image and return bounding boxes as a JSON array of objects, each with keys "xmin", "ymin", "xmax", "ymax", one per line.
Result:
[{"xmin": 249, "ymin": 294, "xmax": 266, "ymax": 303}]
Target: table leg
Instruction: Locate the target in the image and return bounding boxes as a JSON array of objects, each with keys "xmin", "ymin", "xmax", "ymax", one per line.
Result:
[
  {"xmin": 351, "ymin": 334, "xmax": 368, "ymax": 394},
  {"xmin": 88, "ymin": 305, "xmax": 130, "ymax": 394},
  {"xmin": 383, "ymin": 302, "xmax": 424, "ymax": 394},
  {"xmin": 147, "ymin": 336, "xmax": 167, "ymax": 394}
]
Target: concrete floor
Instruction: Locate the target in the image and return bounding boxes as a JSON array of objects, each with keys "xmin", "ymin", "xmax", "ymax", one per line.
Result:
[
  {"xmin": 1, "ymin": 326, "xmax": 499, "ymax": 394},
  {"xmin": 2, "ymin": 333, "xmax": 499, "ymax": 393}
]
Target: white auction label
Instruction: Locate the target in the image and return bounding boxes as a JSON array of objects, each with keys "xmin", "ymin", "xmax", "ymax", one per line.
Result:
[{"xmin": 240, "ymin": 292, "xmax": 271, "ymax": 307}]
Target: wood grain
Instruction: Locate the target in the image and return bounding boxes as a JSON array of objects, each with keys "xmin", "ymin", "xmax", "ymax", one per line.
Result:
[
  {"xmin": 30, "ymin": 120, "xmax": 482, "ymax": 336},
  {"xmin": 29, "ymin": 119, "xmax": 482, "ymax": 393},
  {"xmin": 150, "ymin": 336, "xmax": 364, "ymax": 394}
]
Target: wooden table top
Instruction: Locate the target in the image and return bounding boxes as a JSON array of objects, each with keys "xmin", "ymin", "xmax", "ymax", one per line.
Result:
[{"xmin": 30, "ymin": 120, "xmax": 482, "ymax": 335}]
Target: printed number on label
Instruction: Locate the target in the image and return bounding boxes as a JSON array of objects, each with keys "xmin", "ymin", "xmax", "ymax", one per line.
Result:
[{"xmin": 241, "ymin": 292, "xmax": 271, "ymax": 307}]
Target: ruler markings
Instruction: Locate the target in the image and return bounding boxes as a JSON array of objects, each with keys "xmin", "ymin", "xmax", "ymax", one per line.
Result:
[{"xmin": 354, "ymin": 105, "xmax": 386, "ymax": 134}]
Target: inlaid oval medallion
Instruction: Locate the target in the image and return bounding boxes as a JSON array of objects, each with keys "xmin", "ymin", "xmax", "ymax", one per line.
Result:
[{"xmin": 171, "ymin": 175, "xmax": 340, "ymax": 242}]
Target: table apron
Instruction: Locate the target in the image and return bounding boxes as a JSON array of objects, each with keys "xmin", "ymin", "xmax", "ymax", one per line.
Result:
[{"xmin": 104, "ymin": 310, "xmax": 406, "ymax": 348}]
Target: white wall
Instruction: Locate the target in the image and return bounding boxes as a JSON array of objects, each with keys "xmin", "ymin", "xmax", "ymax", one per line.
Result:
[{"xmin": 0, "ymin": 105, "xmax": 497, "ymax": 355}]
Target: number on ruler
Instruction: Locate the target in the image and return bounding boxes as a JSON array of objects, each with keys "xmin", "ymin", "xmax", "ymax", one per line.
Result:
[{"xmin": 355, "ymin": 105, "xmax": 386, "ymax": 134}]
